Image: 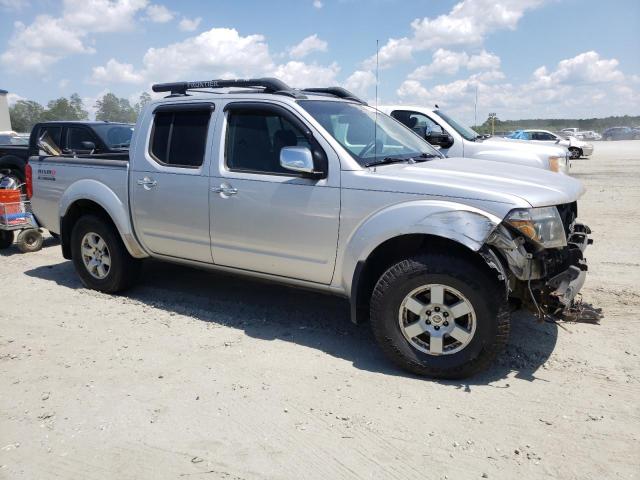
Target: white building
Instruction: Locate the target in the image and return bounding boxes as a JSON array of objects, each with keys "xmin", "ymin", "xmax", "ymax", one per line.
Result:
[{"xmin": 0, "ymin": 89, "xmax": 11, "ymax": 132}]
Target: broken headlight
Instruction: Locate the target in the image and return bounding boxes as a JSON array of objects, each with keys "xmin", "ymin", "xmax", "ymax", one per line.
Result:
[{"xmin": 505, "ymin": 206, "xmax": 567, "ymax": 248}]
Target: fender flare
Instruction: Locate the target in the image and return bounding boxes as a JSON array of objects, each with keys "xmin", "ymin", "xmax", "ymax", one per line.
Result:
[
  {"xmin": 59, "ymin": 179, "xmax": 148, "ymax": 258},
  {"xmin": 337, "ymin": 200, "xmax": 502, "ymax": 297}
]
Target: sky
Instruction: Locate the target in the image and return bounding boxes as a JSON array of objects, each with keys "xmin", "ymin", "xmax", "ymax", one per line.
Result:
[{"xmin": 1, "ymin": 0, "xmax": 639, "ymax": 124}]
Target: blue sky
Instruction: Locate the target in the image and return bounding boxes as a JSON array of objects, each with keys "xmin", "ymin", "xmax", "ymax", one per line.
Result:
[{"xmin": 1, "ymin": 0, "xmax": 639, "ymax": 123}]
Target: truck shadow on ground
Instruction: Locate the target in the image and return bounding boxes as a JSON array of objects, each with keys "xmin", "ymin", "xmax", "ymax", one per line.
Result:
[{"xmin": 25, "ymin": 258, "xmax": 560, "ymax": 386}]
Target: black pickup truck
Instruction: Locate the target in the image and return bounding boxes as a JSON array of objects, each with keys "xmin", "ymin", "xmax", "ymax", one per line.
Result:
[{"xmin": 0, "ymin": 121, "xmax": 133, "ymax": 185}]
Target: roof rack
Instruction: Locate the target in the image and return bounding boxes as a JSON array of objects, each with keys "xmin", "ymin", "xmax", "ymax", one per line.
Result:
[
  {"xmin": 302, "ymin": 87, "xmax": 367, "ymax": 105},
  {"xmin": 151, "ymin": 77, "xmax": 306, "ymax": 98}
]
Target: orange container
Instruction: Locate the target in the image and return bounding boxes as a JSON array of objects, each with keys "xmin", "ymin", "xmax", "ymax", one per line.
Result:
[
  {"xmin": 0, "ymin": 189, "xmax": 20, "ymax": 204},
  {"xmin": 0, "ymin": 189, "xmax": 23, "ymax": 219}
]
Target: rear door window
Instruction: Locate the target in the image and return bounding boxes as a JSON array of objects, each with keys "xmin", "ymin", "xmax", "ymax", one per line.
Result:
[{"xmin": 150, "ymin": 107, "xmax": 212, "ymax": 168}]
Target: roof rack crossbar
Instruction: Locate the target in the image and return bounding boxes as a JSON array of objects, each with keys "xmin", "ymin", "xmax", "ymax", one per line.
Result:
[
  {"xmin": 151, "ymin": 77, "xmax": 305, "ymax": 98},
  {"xmin": 302, "ymin": 87, "xmax": 367, "ymax": 105}
]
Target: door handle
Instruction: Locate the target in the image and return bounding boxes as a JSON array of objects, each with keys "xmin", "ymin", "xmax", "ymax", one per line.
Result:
[
  {"xmin": 137, "ymin": 177, "xmax": 158, "ymax": 190},
  {"xmin": 211, "ymin": 183, "xmax": 238, "ymax": 196}
]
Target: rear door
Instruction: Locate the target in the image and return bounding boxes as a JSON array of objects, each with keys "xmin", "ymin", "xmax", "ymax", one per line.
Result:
[
  {"xmin": 208, "ymin": 101, "xmax": 340, "ymax": 284},
  {"xmin": 130, "ymin": 103, "xmax": 216, "ymax": 263}
]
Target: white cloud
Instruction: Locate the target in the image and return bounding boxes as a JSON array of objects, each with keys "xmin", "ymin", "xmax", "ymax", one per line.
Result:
[
  {"xmin": 89, "ymin": 27, "xmax": 342, "ymax": 91},
  {"xmin": 141, "ymin": 28, "xmax": 273, "ymax": 81},
  {"xmin": 90, "ymin": 59, "xmax": 146, "ymax": 85},
  {"xmin": 365, "ymin": 0, "xmax": 544, "ymax": 68},
  {"xmin": 343, "ymin": 70, "xmax": 376, "ymax": 98},
  {"xmin": 409, "ymin": 49, "xmax": 501, "ymax": 80},
  {"xmin": 288, "ymin": 34, "xmax": 328, "ymax": 59},
  {"xmin": 397, "ymin": 51, "xmax": 638, "ymax": 121},
  {"xmin": 1, "ymin": 0, "xmax": 149, "ymax": 73},
  {"xmin": 273, "ymin": 61, "xmax": 339, "ymax": 87},
  {"xmin": 63, "ymin": 0, "xmax": 148, "ymax": 33},
  {"xmin": 178, "ymin": 16, "xmax": 201, "ymax": 32},
  {"xmin": 313, "ymin": 0, "xmax": 323, "ymax": 8},
  {"xmin": 6, "ymin": 92, "xmax": 25, "ymax": 106},
  {"xmin": 145, "ymin": 4, "xmax": 173, "ymax": 23}
]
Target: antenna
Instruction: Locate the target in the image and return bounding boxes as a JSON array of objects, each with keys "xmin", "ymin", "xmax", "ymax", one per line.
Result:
[
  {"xmin": 374, "ymin": 39, "xmax": 379, "ymax": 161},
  {"xmin": 474, "ymin": 84, "xmax": 478, "ymax": 128}
]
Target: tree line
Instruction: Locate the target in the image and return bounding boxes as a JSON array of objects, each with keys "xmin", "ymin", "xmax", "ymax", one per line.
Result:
[
  {"xmin": 9, "ymin": 92, "xmax": 152, "ymax": 132},
  {"xmin": 472, "ymin": 114, "xmax": 640, "ymax": 135}
]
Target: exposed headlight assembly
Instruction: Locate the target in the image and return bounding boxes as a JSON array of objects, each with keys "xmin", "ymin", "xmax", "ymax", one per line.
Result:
[
  {"xmin": 548, "ymin": 154, "xmax": 568, "ymax": 173},
  {"xmin": 505, "ymin": 206, "xmax": 567, "ymax": 248}
]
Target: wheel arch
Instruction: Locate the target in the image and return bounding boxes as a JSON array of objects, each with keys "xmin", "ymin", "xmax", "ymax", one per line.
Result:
[
  {"xmin": 59, "ymin": 180, "xmax": 148, "ymax": 260},
  {"xmin": 340, "ymin": 201, "xmax": 504, "ymax": 324}
]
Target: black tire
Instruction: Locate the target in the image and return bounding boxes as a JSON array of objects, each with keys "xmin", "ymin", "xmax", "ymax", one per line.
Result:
[
  {"xmin": 569, "ymin": 147, "xmax": 581, "ymax": 159},
  {"xmin": 370, "ymin": 253, "xmax": 510, "ymax": 379},
  {"xmin": 71, "ymin": 214, "xmax": 141, "ymax": 293},
  {"xmin": 49, "ymin": 232, "xmax": 60, "ymax": 241},
  {"xmin": 0, "ymin": 230, "xmax": 14, "ymax": 249},
  {"xmin": 16, "ymin": 229, "xmax": 43, "ymax": 253}
]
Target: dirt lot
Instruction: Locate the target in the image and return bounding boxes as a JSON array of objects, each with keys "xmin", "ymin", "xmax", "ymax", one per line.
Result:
[{"xmin": 1, "ymin": 141, "xmax": 639, "ymax": 480}]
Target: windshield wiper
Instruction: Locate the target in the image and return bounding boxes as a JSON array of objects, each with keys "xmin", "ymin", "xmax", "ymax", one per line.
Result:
[{"xmin": 364, "ymin": 157, "xmax": 411, "ymax": 168}]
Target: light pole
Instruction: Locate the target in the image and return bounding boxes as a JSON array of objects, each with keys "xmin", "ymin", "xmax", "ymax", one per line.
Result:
[{"xmin": 488, "ymin": 112, "xmax": 497, "ymax": 136}]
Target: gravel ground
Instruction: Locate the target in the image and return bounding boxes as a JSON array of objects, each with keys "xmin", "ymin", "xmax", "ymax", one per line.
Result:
[{"xmin": 1, "ymin": 141, "xmax": 639, "ymax": 480}]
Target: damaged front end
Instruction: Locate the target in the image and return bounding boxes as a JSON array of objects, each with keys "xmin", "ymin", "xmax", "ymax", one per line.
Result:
[{"xmin": 486, "ymin": 202, "xmax": 592, "ymax": 318}]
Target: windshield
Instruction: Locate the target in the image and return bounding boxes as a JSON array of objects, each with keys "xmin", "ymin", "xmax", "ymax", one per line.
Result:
[
  {"xmin": 298, "ymin": 100, "xmax": 442, "ymax": 166},
  {"xmin": 434, "ymin": 110, "xmax": 479, "ymax": 141},
  {"xmin": 92, "ymin": 124, "xmax": 134, "ymax": 149}
]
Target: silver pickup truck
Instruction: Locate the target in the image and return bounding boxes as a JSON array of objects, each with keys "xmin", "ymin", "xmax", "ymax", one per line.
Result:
[{"xmin": 28, "ymin": 78, "xmax": 591, "ymax": 379}]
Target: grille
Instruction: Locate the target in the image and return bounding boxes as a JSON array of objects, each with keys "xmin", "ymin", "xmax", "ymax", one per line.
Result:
[{"xmin": 556, "ymin": 201, "xmax": 577, "ymax": 235}]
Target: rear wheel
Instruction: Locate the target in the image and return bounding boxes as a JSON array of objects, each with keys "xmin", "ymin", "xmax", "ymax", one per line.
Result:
[
  {"xmin": 71, "ymin": 214, "xmax": 141, "ymax": 293},
  {"xmin": 370, "ymin": 253, "xmax": 509, "ymax": 379}
]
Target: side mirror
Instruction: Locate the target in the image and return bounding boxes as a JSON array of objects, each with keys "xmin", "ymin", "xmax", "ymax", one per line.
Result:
[
  {"xmin": 81, "ymin": 141, "xmax": 96, "ymax": 151},
  {"xmin": 425, "ymin": 131, "xmax": 454, "ymax": 149},
  {"xmin": 280, "ymin": 146, "xmax": 324, "ymax": 178}
]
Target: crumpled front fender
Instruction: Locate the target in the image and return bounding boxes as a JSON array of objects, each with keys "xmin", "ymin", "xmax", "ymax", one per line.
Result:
[{"xmin": 338, "ymin": 200, "xmax": 502, "ymax": 296}]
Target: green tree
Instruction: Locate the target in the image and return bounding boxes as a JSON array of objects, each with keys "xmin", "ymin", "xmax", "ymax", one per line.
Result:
[
  {"xmin": 134, "ymin": 92, "xmax": 152, "ymax": 116},
  {"xmin": 42, "ymin": 93, "xmax": 88, "ymax": 121},
  {"xmin": 94, "ymin": 93, "xmax": 136, "ymax": 123},
  {"xmin": 9, "ymin": 100, "xmax": 45, "ymax": 132}
]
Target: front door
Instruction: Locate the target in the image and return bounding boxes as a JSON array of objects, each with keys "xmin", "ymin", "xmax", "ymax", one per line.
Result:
[
  {"xmin": 209, "ymin": 102, "xmax": 340, "ymax": 284},
  {"xmin": 130, "ymin": 103, "xmax": 215, "ymax": 263}
]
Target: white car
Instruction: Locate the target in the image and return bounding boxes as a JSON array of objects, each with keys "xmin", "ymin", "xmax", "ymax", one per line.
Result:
[
  {"xmin": 379, "ymin": 106, "xmax": 571, "ymax": 173},
  {"xmin": 507, "ymin": 129, "xmax": 593, "ymax": 159}
]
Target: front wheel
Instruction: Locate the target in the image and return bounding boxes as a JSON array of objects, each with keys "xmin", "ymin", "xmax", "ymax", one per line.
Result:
[
  {"xmin": 71, "ymin": 214, "xmax": 141, "ymax": 293},
  {"xmin": 569, "ymin": 147, "xmax": 581, "ymax": 159},
  {"xmin": 370, "ymin": 253, "xmax": 510, "ymax": 379}
]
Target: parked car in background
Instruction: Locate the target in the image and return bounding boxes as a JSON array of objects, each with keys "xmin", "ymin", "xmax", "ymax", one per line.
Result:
[
  {"xmin": 28, "ymin": 77, "xmax": 591, "ymax": 379},
  {"xmin": 602, "ymin": 127, "xmax": 640, "ymax": 141},
  {"xmin": 0, "ymin": 121, "xmax": 133, "ymax": 187},
  {"xmin": 580, "ymin": 130, "xmax": 602, "ymax": 141},
  {"xmin": 506, "ymin": 129, "xmax": 593, "ymax": 159},
  {"xmin": 0, "ymin": 131, "xmax": 29, "ymax": 145},
  {"xmin": 380, "ymin": 106, "xmax": 571, "ymax": 173}
]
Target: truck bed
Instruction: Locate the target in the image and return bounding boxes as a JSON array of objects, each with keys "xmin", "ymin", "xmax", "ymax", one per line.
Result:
[{"xmin": 29, "ymin": 154, "xmax": 130, "ymax": 236}]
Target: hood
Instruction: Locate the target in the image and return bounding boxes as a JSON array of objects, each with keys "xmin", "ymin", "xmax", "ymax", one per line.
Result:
[
  {"xmin": 485, "ymin": 137, "xmax": 568, "ymax": 155},
  {"xmin": 344, "ymin": 157, "xmax": 585, "ymax": 213}
]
